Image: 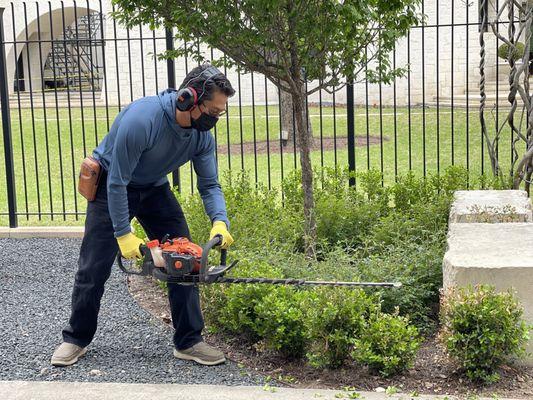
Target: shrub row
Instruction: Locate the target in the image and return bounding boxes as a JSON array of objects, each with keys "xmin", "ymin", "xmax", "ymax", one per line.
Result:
[{"xmin": 204, "ymin": 280, "xmax": 421, "ymax": 376}]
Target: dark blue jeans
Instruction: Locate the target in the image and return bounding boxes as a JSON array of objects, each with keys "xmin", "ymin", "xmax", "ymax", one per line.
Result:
[{"xmin": 62, "ymin": 171, "xmax": 204, "ymax": 350}]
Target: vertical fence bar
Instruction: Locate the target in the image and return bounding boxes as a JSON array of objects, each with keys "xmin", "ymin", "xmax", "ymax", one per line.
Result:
[
  {"xmin": 165, "ymin": 27, "xmax": 180, "ymax": 189},
  {"xmin": 182, "ymin": 41, "xmax": 194, "ymax": 194},
  {"xmin": 495, "ymin": 0, "xmax": 499, "ymax": 168},
  {"xmin": 318, "ymin": 80, "xmax": 324, "ymax": 182},
  {"xmin": 191, "ymin": 40, "xmax": 199, "ymax": 194},
  {"xmin": 264, "ymin": 75, "xmax": 271, "ymax": 190},
  {"xmin": 99, "ymin": 0, "xmax": 110, "ymax": 132},
  {"xmin": 277, "ymin": 82, "xmax": 285, "ymax": 198},
  {"xmin": 223, "ymin": 57, "xmax": 231, "ymax": 171},
  {"xmin": 450, "ymin": 0, "xmax": 455, "ymax": 166},
  {"xmin": 481, "ymin": 0, "xmax": 487, "ymax": 179},
  {"xmin": 48, "ymin": 3, "xmax": 66, "ymax": 220},
  {"xmin": 112, "ymin": 4, "xmax": 122, "ymax": 111},
  {"xmin": 347, "ymin": 80, "xmax": 356, "ymax": 187},
  {"xmin": 0, "ymin": 7, "xmax": 17, "ymax": 227},
  {"xmin": 465, "ymin": 0, "xmax": 470, "ymax": 187},
  {"xmin": 304, "ymin": 79, "xmax": 310, "ymax": 184},
  {"xmin": 139, "ymin": 25, "xmax": 146, "ymax": 98},
  {"xmin": 364, "ymin": 47, "xmax": 370, "ymax": 170},
  {"xmin": 238, "ymin": 70, "xmax": 244, "ymax": 170},
  {"xmin": 291, "ymin": 97, "xmax": 297, "ymax": 169},
  {"xmin": 152, "ymin": 30, "xmax": 159, "ymax": 94},
  {"xmin": 210, "ymin": 48, "xmax": 218, "ymax": 164},
  {"xmin": 11, "ymin": 3, "xmax": 28, "ymax": 219},
  {"xmin": 393, "ymin": 44, "xmax": 398, "ymax": 181},
  {"xmin": 436, "ymin": 0, "xmax": 440, "ymax": 174},
  {"xmin": 61, "ymin": 1, "xmax": 79, "ymax": 219},
  {"xmin": 192, "ymin": 40, "xmax": 199, "ymax": 194},
  {"xmin": 126, "ymin": 26, "xmax": 133, "ymax": 102},
  {"xmin": 85, "ymin": 3, "xmax": 98, "ymax": 146},
  {"xmin": 378, "ymin": 43, "xmax": 384, "ymax": 186},
  {"xmin": 421, "ymin": 0, "xmax": 427, "ymax": 176},
  {"xmin": 332, "ymin": 85, "xmax": 337, "ymax": 168},
  {"xmin": 251, "ymin": 72, "xmax": 258, "ymax": 183},
  {"xmin": 73, "ymin": 3, "xmax": 88, "ymax": 157},
  {"xmin": 36, "ymin": 3, "xmax": 54, "ymax": 220},
  {"xmin": 23, "ymin": 3, "xmax": 42, "ymax": 220},
  {"xmin": 407, "ymin": 31, "xmax": 412, "ymax": 171}
]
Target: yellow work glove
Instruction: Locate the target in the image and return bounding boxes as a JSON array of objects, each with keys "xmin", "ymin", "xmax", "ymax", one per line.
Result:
[
  {"xmin": 209, "ymin": 221, "xmax": 234, "ymax": 249},
  {"xmin": 116, "ymin": 232, "xmax": 144, "ymax": 260}
]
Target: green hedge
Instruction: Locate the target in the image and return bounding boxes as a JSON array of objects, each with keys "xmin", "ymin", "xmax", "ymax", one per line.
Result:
[{"xmin": 144, "ymin": 165, "xmax": 506, "ymax": 375}]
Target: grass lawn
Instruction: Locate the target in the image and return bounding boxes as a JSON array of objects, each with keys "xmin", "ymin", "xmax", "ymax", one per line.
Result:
[{"xmin": 0, "ymin": 103, "xmax": 524, "ymax": 226}]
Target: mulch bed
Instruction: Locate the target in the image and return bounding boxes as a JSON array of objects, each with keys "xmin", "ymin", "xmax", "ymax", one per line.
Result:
[
  {"xmin": 215, "ymin": 135, "xmax": 388, "ymax": 156},
  {"xmin": 128, "ymin": 275, "xmax": 533, "ymax": 398}
]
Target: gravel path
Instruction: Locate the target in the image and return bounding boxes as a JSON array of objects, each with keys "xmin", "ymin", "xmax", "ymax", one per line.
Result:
[{"xmin": 0, "ymin": 238, "xmax": 264, "ymax": 385}]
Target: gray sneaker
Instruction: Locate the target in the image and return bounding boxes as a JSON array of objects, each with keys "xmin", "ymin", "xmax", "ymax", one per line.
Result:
[
  {"xmin": 51, "ymin": 342, "xmax": 87, "ymax": 366},
  {"xmin": 173, "ymin": 341, "xmax": 226, "ymax": 366}
]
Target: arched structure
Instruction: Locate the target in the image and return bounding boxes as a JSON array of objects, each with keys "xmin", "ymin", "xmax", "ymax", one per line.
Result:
[{"xmin": 4, "ymin": 1, "xmax": 103, "ymax": 95}]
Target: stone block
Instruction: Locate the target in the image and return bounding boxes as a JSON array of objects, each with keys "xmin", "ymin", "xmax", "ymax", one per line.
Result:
[
  {"xmin": 443, "ymin": 222, "xmax": 533, "ymax": 365},
  {"xmin": 449, "ymin": 190, "xmax": 532, "ymax": 223}
]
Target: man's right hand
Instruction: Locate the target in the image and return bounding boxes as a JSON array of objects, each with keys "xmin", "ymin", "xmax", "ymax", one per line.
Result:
[{"xmin": 116, "ymin": 232, "xmax": 144, "ymax": 259}]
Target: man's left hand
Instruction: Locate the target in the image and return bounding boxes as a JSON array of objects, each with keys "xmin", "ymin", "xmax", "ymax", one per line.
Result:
[{"xmin": 209, "ymin": 221, "xmax": 234, "ymax": 249}]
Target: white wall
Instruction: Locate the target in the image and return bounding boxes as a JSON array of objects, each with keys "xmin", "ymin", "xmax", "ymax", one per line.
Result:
[{"xmin": 0, "ymin": 0, "xmax": 501, "ymax": 107}]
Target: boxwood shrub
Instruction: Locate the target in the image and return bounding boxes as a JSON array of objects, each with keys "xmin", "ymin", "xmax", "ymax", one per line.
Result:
[{"xmin": 440, "ymin": 285, "xmax": 531, "ymax": 383}]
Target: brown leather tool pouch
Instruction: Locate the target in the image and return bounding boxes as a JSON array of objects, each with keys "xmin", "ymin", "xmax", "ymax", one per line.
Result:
[{"xmin": 78, "ymin": 156, "xmax": 102, "ymax": 202}]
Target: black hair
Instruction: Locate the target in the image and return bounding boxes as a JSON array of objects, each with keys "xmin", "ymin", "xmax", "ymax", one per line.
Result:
[{"xmin": 178, "ymin": 63, "xmax": 235, "ymax": 103}]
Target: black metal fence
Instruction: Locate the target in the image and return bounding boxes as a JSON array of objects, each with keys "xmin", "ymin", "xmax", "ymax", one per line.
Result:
[{"xmin": 0, "ymin": 0, "xmax": 517, "ymax": 227}]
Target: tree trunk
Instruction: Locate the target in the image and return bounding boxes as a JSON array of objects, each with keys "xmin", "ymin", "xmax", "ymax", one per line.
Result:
[
  {"xmin": 280, "ymin": 87, "xmax": 312, "ymax": 144},
  {"xmin": 292, "ymin": 83, "xmax": 317, "ymax": 258}
]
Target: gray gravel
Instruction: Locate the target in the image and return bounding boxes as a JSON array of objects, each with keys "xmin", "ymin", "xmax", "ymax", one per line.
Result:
[{"xmin": 0, "ymin": 238, "xmax": 264, "ymax": 384}]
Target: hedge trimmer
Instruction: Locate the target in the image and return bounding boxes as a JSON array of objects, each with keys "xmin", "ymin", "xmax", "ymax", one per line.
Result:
[{"xmin": 116, "ymin": 235, "xmax": 402, "ymax": 288}]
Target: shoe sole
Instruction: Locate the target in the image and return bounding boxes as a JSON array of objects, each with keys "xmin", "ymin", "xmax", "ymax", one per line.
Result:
[
  {"xmin": 51, "ymin": 347, "xmax": 87, "ymax": 367},
  {"xmin": 173, "ymin": 349, "xmax": 226, "ymax": 366}
]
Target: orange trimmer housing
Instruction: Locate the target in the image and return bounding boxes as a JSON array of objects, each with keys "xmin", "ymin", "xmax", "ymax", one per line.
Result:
[{"xmin": 159, "ymin": 237, "xmax": 203, "ymax": 274}]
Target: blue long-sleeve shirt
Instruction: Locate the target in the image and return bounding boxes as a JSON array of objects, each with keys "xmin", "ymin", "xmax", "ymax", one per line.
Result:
[{"xmin": 93, "ymin": 88, "xmax": 229, "ymax": 237}]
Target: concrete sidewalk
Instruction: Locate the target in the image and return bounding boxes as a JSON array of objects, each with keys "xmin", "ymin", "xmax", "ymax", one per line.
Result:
[
  {"xmin": 0, "ymin": 381, "xmax": 522, "ymax": 400},
  {"xmin": 0, "ymin": 226, "xmax": 84, "ymax": 238}
]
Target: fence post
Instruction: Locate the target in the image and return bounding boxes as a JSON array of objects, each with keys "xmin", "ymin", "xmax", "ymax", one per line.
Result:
[
  {"xmin": 165, "ymin": 27, "xmax": 180, "ymax": 189},
  {"xmin": 346, "ymin": 80, "xmax": 356, "ymax": 187},
  {"xmin": 0, "ymin": 7, "xmax": 17, "ymax": 228}
]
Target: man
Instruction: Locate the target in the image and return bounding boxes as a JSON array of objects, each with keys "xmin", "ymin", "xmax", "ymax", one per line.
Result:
[{"xmin": 51, "ymin": 63, "xmax": 235, "ymax": 367}]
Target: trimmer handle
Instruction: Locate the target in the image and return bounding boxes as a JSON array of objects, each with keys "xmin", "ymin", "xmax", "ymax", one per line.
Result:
[
  {"xmin": 199, "ymin": 235, "xmax": 227, "ymax": 281},
  {"xmin": 116, "ymin": 244, "xmax": 148, "ymax": 275}
]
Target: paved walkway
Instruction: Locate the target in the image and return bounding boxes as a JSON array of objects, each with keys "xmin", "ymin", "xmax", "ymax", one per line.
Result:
[{"xmin": 1, "ymin": 381, "xmax": 523, "ymax": 400}]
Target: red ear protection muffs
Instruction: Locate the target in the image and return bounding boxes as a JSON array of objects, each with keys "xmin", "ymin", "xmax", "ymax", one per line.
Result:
[
  {"xmin": 176, "ymin": 65, "xmax": 222, "ymax": 112},
  {"xmin": 176, "ymin": 87, "xmax": 198, "ymax": 112}
]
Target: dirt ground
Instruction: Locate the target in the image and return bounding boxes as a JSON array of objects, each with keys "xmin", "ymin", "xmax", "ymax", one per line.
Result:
[
  {"xmin": 215, "ymin": 134, "xmax": 387, "ymax": 156},
  {"xmin": 128, "ymin": 275, "xmax": 533, "ymax": 399}
]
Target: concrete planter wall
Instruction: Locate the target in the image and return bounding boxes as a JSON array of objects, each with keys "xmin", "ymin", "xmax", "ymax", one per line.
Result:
[{"xmin": 443, "ymin": 190, "xmax": 533, "ymax": 365}]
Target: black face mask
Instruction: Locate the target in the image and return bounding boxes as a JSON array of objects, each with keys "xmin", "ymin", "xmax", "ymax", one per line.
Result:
[{"xmin": 191, "ymin": 112, "xmax": 218, "ymax": 131}]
